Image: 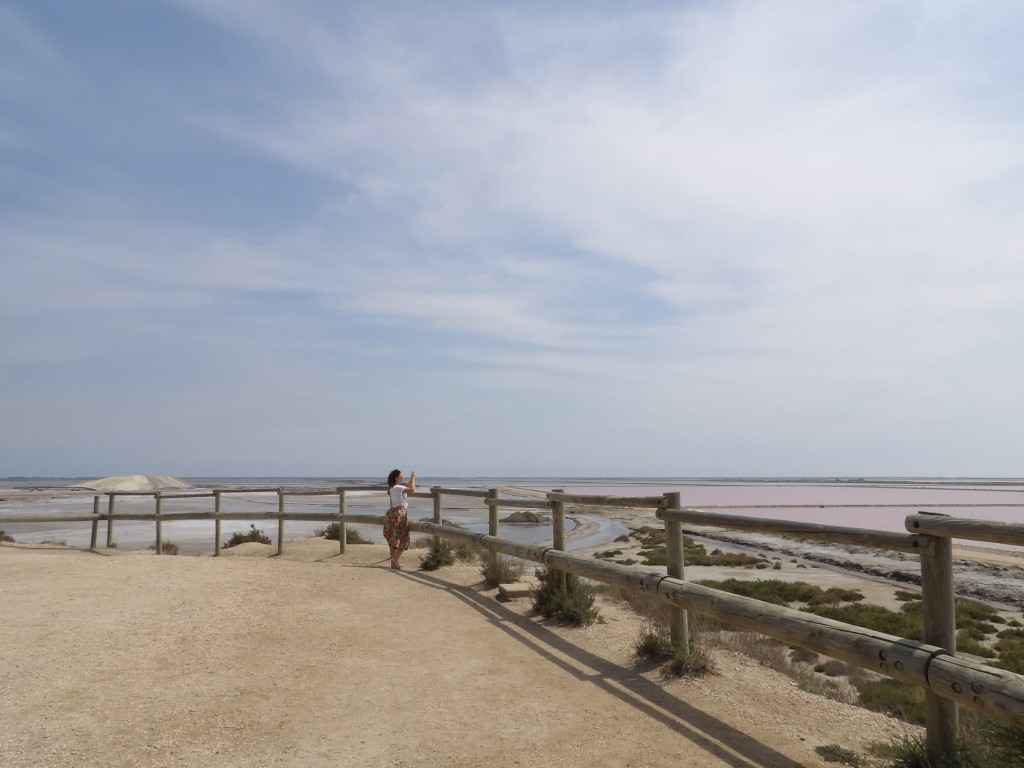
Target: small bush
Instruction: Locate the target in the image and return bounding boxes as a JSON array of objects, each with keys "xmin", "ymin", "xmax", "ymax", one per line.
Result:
[
  {"xmin": 635, "ymin": 621, "xmax": 672, "ymax": 660},
  {"xmin": 855, "ymin": 678, "xmax": 925, "ymax": 725},
  {"xmin": 815, "ymin": 744, "xmax": 864, "ymax": 766},
  {"xmin": 665, "ymin": 642, "xmax": 715, "ymax": 678},
  {"xmin": 420, "ymin": 539, "xmax": 456, "ymax": 571},
  {"xmin": 224, "ymin": 524, "xmax": 271, "ymax": 548},
  {"xmin": 316, "ymin": 523, "xmax": 371, "ymax": 544},
  {"xmin": 454, "ymin": 542, "xmax": 477, "ymax": 562},
  {"xmin": 148, "ymin": 540, "xmax": 180, "ymax": 555},
  {"xmin": 868, "ymin": 732, "xmax": 978, "ymax": 768},
  {"xmin": 532, "ymin": 568, "xmax": 600, "ymax": 626},
  {"xmin": 0, "ymin": 529, "xmax": 13, "ymax": 543},
  {"xmin": 480, "ymin": 552, "xmax": 526, "ymax": 587},
  {"xmin": 789, "ymin": 646, "xmax": 818, "ymax": 664}
]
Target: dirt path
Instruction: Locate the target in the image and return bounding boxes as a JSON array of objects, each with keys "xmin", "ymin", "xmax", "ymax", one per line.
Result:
[{"xmin": 2, "ymin": 541, "xmax": 916, "ymax": 767}]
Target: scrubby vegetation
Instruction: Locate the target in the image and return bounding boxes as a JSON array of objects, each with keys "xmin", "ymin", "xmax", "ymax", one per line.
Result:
[
  {"xmin": 419, "ymin": 538, "xmax": 456, "ymax": 571},
  {"xmin": 866, "ymin": 719, "xmax": 1024, "ymax": 768},
  {"xmin": 315, "ymin": 522, "xmax": 371, "ymax": 544},
  {"xmin": 815, "ymin": 743, "xmax": 864, "ymax": 766},
  {"xmin": 223, "ymin": 524, "xmax": 271, "ymax": 548},
  {"xmin": 532, "ymin": 567, "xmax": 600, "ymax": 626},
  {"xmin": 480, "ymin": 552, "xmax": 525, "ymax": 587},
  {"xmin": 621, "ymin": 526, "xmax": 772, "ymax": 568},
  {"xmin": 0, "ymin": 529, "xmax": 13, "ymax": 542},
  {"xmin": 148, "ymin": 540, "xmax": 180, "ymax": 555}
]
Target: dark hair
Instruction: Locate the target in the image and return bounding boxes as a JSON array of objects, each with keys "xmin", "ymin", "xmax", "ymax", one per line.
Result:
[{"xmin": 387, "ymin": 469, "xmax": 401, "ymax": 488}]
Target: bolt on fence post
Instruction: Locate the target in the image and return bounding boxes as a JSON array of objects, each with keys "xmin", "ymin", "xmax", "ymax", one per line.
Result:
[
  {"xmin": 214, "ymin": 490, "xmax": 222, "ymax": 557},
  {"xmin": 337, "ymin": 488, "xmax": 347, "ymax": 555},
  {"xmin": 663, "ymin": 492, "xmax": 689, "ymax": 653},
  {"xmin": 916, "ymin": 512, "xmax": 958, "ymax": 764}
]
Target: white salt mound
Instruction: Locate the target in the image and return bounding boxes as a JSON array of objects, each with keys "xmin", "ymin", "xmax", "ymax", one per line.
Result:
[{"xmin": 74, "ymin": 475, "xmax": 192, "ymax": 492}]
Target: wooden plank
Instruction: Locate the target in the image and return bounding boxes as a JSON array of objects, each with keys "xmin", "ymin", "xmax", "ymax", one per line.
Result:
[
  {"xmin": 927, "ymin": 654, "xmax": 1024, "ymax": 723},
  {"xmin": 546, "ymin": 492, "xmax": 664, "ymax": 508},
  {"xmin": 483, "ymin": 498, "xmax": 552, "ymax": 509},
  {"xmin": 429, "ymin": 487, "xmax": 491, "ymax": 498},
  {"xmin": 659, "ymin": 508, "xmax": 931, "ymax": 555},
  {"xmin": 906, "ymin": 514, "xmax": 1024, "ymax": 547}
]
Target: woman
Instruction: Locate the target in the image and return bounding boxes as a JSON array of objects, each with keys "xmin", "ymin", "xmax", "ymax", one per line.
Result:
[{"xmin": 385, "ymin": 468, "xmax": 415, "ymax": 569}]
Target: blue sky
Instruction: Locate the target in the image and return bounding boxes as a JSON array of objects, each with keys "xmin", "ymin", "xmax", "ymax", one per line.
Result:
[{"xmin": 3, "ymin": 0, "xmax": 1023, "ymax": 478}]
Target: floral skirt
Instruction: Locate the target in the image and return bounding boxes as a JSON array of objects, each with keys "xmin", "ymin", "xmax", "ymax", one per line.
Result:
[{"xmin": 383, "ymin": 506, "xmax": 410, "ymax": 550}]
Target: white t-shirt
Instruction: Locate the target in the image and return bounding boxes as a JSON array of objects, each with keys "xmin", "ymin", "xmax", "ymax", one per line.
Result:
[{"xmin": 389, "ymin": 484, "xmax": 408, "ymax": 509}]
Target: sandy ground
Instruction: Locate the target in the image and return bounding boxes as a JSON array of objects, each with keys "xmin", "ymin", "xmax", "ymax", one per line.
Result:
[{"xmin": 1, "ymin": 540, "xmax": 920, "ymax": 768}]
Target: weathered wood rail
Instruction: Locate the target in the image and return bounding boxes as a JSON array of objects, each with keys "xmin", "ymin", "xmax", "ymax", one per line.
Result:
[{"xmin": 2, "ymin": 484, "xmax": 1023, "ymax": 764}]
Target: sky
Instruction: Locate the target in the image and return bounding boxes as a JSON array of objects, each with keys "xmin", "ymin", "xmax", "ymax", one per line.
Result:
[{"xmin": 2, "ymin": 0, "xmax": 1024, "ymax": 479}]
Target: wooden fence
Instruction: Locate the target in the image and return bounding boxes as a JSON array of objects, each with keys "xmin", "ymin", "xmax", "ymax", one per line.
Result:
[{"xmin": 3, "ymin": 484, "xmax": 1023, "ymax": 764}]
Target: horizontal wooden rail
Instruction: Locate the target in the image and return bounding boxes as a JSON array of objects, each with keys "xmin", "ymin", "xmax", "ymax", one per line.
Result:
[
  {"xmin": 429, "ymin": 487, "xmax": 491, "ymax": 498},
  {"xmin": 906, "ymin": 515, "xmax": 1024, "ymax": 547},
  {"xmin": 410, "ymin": 521, "xmax": 1024, "ymax": 722},
  {"xmin": 545, "ymin": 492, "xmax": 665, "ymax": 508},
  {"xmin": 484, "ymin": 498, "xmax": 552, "ymax": 509},
  {"xmin": 657, "ymin": 507, "xmax": 932, "ymax": 555}
]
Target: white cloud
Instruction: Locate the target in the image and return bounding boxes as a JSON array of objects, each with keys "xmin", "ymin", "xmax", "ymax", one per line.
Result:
[{"xmin": 3, "ymin": 0, "xmax": 1024, "ymax": 474}]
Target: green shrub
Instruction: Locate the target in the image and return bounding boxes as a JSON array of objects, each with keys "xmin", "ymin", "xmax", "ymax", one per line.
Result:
[
  {"xmin": 789, "ymin": 646, "xmax": 818, "ymax": 664},
  {"xmin": 419, "ymin": 539, "xmax": 456, "ymax": 571},
  {"xmin": 894, "ymin": 589, "xmax": 920, "ymax": 602},
  {"xmin": 148, "ymin": 540, "xmax": 180, "ymax": 555},
  {"xmin": 815, "ymin": 744, "xmax": 864, "ymax": 766},
  {"xmin": 665, "ymin": 642, "xmax": 715, "ymax": 678},
  {"xmin": 316, "ymin": 523, "xmax": 371, "ymax": 544},
  {"xmin": 480, "ymin": 552, "xmax": 526, "ymax": 587},
  {"xmin": 532, "ymin": 568, "xmax": 600, "ymax": 626},
  {"xmin": 223, "ymin": 524, "xmax": 271, "ymax": 548},
  {"xmin": 979, "ymin": 719, "xmax": 1024, "ymax": 767},
  {"xmin": 855, "ymin": 678, "xmax": 925, "ymax": 725},
  {"xmin": 868, "ymin": 732, "xmax": 978, "ymax": 768},
  {"xmin": 454, "ymin": 542, "xmax": 477, "ymax": 562},
  {"xmin": 806, "ymin": 587, "xmax": 865, "ymax": 606},
  {"xmin": 639, "ymin": 545, "xmax": 666, "ymax": 566},
  {"xmin": 808, "ymin": 602, "xmax": 924, "ymax": 640},
  {"xmin": 635, "ymin": 621, "xmax": 672, "ymax": 660},
  {"xmin": 696, "ymin": 578, "xmax": 823, "ymax": 606}
]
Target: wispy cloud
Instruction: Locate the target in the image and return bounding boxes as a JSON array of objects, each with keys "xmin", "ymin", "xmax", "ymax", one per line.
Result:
[{"xmin": 2, "ymin": 1, "xmax": 1023, "ymax": 475}]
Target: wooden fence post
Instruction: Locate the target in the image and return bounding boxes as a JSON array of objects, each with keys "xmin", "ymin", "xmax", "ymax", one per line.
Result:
[
  {"xmin": 917, "ymin": 512, "xmax": 959, "ymax": 763},
  {"xmin": 277, "ymin": 488, "xmax": 285, "ymax": 556},
  {"xmin": 338, "ymin": 488, "xmax": 347, "ymax": 555},
  {"xmin": 433, "ymin": 490, "xmax": 442, "ymax": 544},
  {"xmin": 214, "ymin": 490, "xmax": 222, "ymax": 557},
  {"xmin": 551, "ymin": 497, "xmax": 566, "ymax": 591},
  {"xmin": 487, "ymin": 488, "xmax": 499, "ymax": 539},
  {"xmin": 663, "ymin": 492, "xmax": 689, "ymax": 653},
  {"xmin": 154, "ymin": 492, "xmax": 163, "ymax": 555},
  {"xmin": 89, "ymin": 495, "xmax": 99, "ymax": 550},
  {"xmin": 105, "ymin": 493, "xmax": 116, "ymax": 548}
]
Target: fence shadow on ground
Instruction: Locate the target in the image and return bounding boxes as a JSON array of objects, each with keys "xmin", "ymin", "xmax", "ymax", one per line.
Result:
[{"xmin": 399, "ymin": 567, "xmax": 808, "ymax": 768}]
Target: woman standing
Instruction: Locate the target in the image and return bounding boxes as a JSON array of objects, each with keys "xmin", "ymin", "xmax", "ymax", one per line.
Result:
[{"xmin": 385, "ymin": 469, "xmax": 415, "ymax": 569}]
